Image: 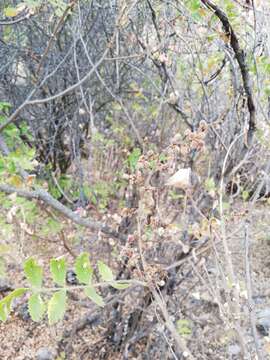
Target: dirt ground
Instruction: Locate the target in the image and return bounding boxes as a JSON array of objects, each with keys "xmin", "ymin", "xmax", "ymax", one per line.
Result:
[{"xmin": 1, "ymin": 200, "xmax": 270, "ymax": 360}]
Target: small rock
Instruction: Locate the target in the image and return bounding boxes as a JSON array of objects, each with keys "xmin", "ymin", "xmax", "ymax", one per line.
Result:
[
  {"xmin": 66, "ymin": 269, "xmax": 78, "ymax": 285},
  {"xmin": 0, "ymin": 278, "xmax": 12, "ymax": 292},
  {"xmin": 17, "ymin": 302, "xmax": 31, "ymax": 321},
  {"xmin": 228, "ymin": 344, "xmax": 241, "ymax": 357},
  {"xmin": 256, "ymin": 308, "xmax": 270, "ymax": 336},
  {"xmin": 253, "ymin": 296, "xmax": 265, "ymax": 305},
  {"xmin": 207, "ymin": 267, "xmax": 218, "ymax": 275},
  {"xmin": 36, "ymin": 348, "xmax": 53, "ymax": 360}
]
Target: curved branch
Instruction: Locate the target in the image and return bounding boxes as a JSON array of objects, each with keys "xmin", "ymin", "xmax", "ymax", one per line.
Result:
[
  {"xmin": 0, "ymin": 11, "xmax": 31, "ymax": 26},
  {"xmin": 0, "ymin": 47, "xmax": 109, "ymax": 134},
  {"xmin": 204, "ymin": 57, "xmax": 227, "ymax": 85},
  {"xmin": 201, "ymin": 0, "xmax": 256, "ymax": 143},
  {"xmin": 0, "ymin": 184, "xmax": 126, "ymax": 243}
]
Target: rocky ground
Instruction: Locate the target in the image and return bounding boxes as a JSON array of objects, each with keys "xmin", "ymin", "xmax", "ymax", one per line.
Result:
[{"xmin": 1, "ymin": 199, "xmax": 270, "ymax": 360}]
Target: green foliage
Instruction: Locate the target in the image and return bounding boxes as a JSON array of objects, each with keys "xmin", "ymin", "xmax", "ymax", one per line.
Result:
[
  {"xmin": 92, "ymin": 181, "xmax": 112, "ymax": 210},
  {"xmin": 49, "ymin": 0, "xmax": 72, "ymax": 17},
  {"xmin": 110, "ymin": 281, "xmax": 130, "ymax": 290},
  {"xmin": 75, "ymin": 252, "xmax": 93, "ymax": 285},
  {"xmin": 204, "ymin": 178, "xmax": 216, "ymax": 193},
  {"xmin": 48, "ymin": 175, "xmax": 73, "ymax": 200},
  {"xmin": 40, "ymin": 218, "xmax": 63, "ymax": 236},
  {"xmin": 84, "ymin": 286, "xmax": 104, "ymax": 307},
  {"xmin": 242, "ymin": 190, "xmax": 250, "ymax": 202},
  {"xmin": 28, "ymin": 293, "xmax": 46, "ymax": 322},
  {"xmin": 24, "ymin": 258, "xmax": 43, "ymax": 288},
  {"xmin": 0, "ymin": 102, "xmax": 11, "ymax": 112},
  {"xmin": 0, "ymin": 253, "xmax": 137, "ymax": 324},
  {"xmin": 127, "ymin": 148, "xmax": 141, "ymax": 172},
  {"xmin": 0, "ymin": 216, "xmax": 13, "ymax": 236},
  {"xmin": 15, "ymin": 197, "xmax": 39, "ymax": 224},
  {"xmin": 83, "ymin": 181, "xmax": 114, "ymax": 211},
  {"xmin": 264, "ymin": 86, "xmax": 270, "ymax": 97},
  {"xmin": 48, "ymin": 290, "xmax": 67, "ymax": 325},
  {"xmin": 190, "ymin": 0, "xmax": 200, "ymax": 11},
  {"xmin": 5, "ymin": 0, "xmax": 66, "ymax": 16},
  {"xmin": 98, "ymin": 260, "xmax": 114, "ymax": 282},
  {"xmin": 159, "ymin": 153, "xmax": 168, "ymax": 163},
  {"xmin": 0, "ymin": 103, "xmax": 36, "ymax": 182},
  {"xmin": 184, "ymin": 0, "xmax": 203, "ymax": 21},
  {"xmin": 222, "ymin": 201, "xmax": 230, "ymax": 211},
  {"xmin": 50, "ymin": 258, "xmax": 67, "ymax": 286},
  {"xmin": 56, "ymin": 352, "xmax": 66, "ymax": 360},
  {"xmin": 98, "ymin": 260, "xmax": 130, "ymax": 290},
  {"xmin": 176, "ymin": 319, "xmax": 192, "ymax": 336},
  {"xmin": 0, "ymin": 288, "xmax": 27, "ymax": 322},
  {"xmin": 7, "ymin": 146, "xmax": 36, "ymax": 171},
  {"xmin": 223, "ymin": 0, "xmax": 238, "ymax": 21},
  {"xmin": 168, "ymin": 190, "xmax": 184, "ymax": 201}
]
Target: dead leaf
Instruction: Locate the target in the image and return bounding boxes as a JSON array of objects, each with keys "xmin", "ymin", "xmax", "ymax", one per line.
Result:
[
  {"xmin": 9, "ymin": 175, "xmax": 23, "ymax": 187},
  {"xmin": 168, "ymin": 91, "xmax": 180, "ymax": 105},
  {"xmin": 26, "ymin": 174, "xmax": 36, "ymax": 186},
  {"xmin": 20, "ymin": 222, "xmax": 34, "ymax": 235}
]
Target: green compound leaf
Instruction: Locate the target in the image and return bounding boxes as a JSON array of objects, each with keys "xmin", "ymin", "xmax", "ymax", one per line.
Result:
[
  {"xmin": 75, "ymin": 252, "xmax": 93, "ymax": 285},
  {"xmin": 28, "ymin": 293, "xmax": 46, "ymax": 322},
  {"xmin": 48, "ymin": 290, "xmax": 67, "ymax": 325},
  {"xmin": 50, "ymin": 258, "xmax": 67, "ymax": 286},
  {"xmin": 0, "ymin": 288, "xmax": 27, "ymax": 322},
  {"xmin": 97, "ymin": 261, "xmax": 114, "ymax": 282},
  {"xmin": 24, "ymin": 258, "xmax": 43, "ymax": 288},
  {"xmin": 84, "ymin": 286, "xmax": 104, "ymax": 307}
]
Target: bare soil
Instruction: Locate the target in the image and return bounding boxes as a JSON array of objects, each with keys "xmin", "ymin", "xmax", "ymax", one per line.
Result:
[{"xmin": 1, "ymin": 200, "xmax": 270, "ymax": 359}]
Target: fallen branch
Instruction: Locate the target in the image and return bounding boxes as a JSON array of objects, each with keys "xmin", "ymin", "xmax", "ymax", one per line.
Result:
[{"xmin": 0, "ymin": 184, "xmax": 127, "ymax": 243}]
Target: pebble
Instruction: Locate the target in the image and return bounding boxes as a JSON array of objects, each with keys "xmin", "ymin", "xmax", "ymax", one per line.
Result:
[
  {"xmin": 66, "ymin": 269, "xmax": 78, "ymax": 285},
  {"xmin": 17, "ymin": 302, "xmax": 31, "ymax": 321},
  {"xmin": 36, "ymin": 348, "xmax": 54, "ymax": 360},
  {"xmin": 228, "ymin": 344, "xmax": 241, "ymax": 357},
  {"xmin": 256, "ymin": 308, "xmax": 270, "ymax": 336},
  {"xmin": 0, "ymin": 278, "xmax": 12, "ymax": 292}
]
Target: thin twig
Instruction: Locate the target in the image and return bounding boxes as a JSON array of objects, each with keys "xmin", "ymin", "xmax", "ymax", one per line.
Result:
[
  {"xmin": 244, "ymin": 220, "xmax": 263, "ymax": 360},
  {"xmin": 137, "ymin": 215, "xmax": 195, "ymax": 359},
  {"xmin": 219, "ymin": 131, "xmax": 249, "ymax": 358}
]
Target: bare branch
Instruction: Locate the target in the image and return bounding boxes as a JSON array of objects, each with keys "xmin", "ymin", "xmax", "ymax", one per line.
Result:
[
  {"xmin": 0, "ymin": 184, "xmax": 126, "ymax": 243},
  {"xmin": 201, "ymin": 0, "xmax": 256, "ymax": 143},
  {"xmin": 244, "ymin": 220, "xmax": 263, "ymax": 360}
]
